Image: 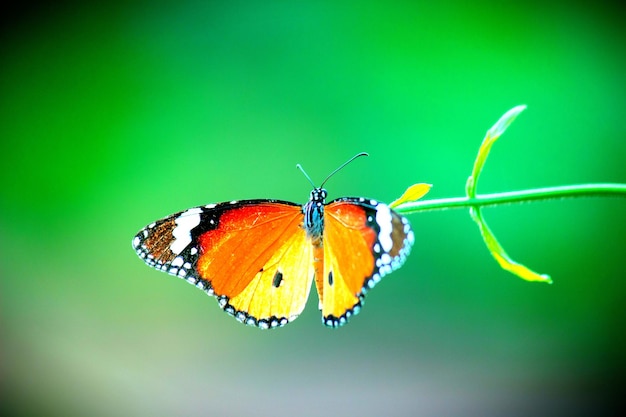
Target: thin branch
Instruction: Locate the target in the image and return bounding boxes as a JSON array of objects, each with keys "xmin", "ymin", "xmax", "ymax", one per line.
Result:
[{"xmin": 395, "ymin": 183, "xmax": 626, "ymax": 215}]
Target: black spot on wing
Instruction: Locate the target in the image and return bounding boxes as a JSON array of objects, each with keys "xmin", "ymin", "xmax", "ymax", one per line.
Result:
[{"xmin": 272, "ymin": 270, "xmax": 283, "ymax": 288}]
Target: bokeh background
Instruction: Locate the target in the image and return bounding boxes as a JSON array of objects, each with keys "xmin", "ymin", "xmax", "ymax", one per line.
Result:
[{"xmin": 1, "ymin": 1, "xmax": 624, "ymax": 416}]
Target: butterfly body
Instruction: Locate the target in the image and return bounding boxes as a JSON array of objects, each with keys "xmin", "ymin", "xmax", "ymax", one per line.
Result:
[
  {"xmin": 133, "ymin": 186, "xmax": 414, "ymax": 329},
  {"xmin": 303, "ymin": 188, "xmax": 327, "ymax": 244}
]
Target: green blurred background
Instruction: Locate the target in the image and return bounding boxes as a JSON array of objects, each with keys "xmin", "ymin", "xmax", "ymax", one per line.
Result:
[{"xmin": 1, "ymin": 1, "xmax": 624, "ymax": 416}]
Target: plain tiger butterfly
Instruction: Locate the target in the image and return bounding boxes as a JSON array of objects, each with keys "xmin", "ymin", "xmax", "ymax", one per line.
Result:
[{"xmin": 132, "ymin": 153, "xmax": 414, "ymax": 328}]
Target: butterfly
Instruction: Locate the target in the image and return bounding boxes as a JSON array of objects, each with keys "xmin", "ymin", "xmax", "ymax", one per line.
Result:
[{"xmin": 132, "ymin": 153, "xmax": 414, "ymax": 328}]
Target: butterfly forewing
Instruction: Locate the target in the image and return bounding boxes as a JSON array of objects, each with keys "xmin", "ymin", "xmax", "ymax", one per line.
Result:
[
  {"xmin": 320, "ymin": 198, "xmax": 414, "ymax": 327},
  {"xmin": 132, "ymin": 200, "xmax": 315, "ymax": 329}
]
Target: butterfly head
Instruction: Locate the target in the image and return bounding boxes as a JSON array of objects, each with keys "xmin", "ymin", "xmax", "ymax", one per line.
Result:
[{"xmin": 309, "ymin": 187, "xmax": 328, "ymax": 204}]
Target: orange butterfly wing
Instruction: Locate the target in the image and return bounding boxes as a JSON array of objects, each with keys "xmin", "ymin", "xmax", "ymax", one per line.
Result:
[
  {"xmin": 197, "ymin": 202, "xmax": 315, "ymax": 328},
  {"xmin": 133, "ymin": 200, "xmax": 315, "ymax": 329},
  {"xmin": 319, "ymin": 198, "xmax": 414, "ymax": 327},
  {"xmin": 133, "ymin": 195, "xmax": 414, "ymax": 329}
]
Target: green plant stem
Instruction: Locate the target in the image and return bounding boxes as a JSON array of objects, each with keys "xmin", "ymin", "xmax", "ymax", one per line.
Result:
[{"xmin": 395, "ymin": 183, "xmax": 626, "ymax": 215}]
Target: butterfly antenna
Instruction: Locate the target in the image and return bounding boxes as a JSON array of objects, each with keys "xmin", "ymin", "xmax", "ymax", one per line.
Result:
[
  {"xmin": 297, "ymin": 152, "xmax": 369, "ymax": 189},
  {"xmin": 296, "ymin": 163, "xmax": 317, "ymax": 188},
  {"xmin": 320, "ymin": 152, "xmax": 369, "ymax": 188}
]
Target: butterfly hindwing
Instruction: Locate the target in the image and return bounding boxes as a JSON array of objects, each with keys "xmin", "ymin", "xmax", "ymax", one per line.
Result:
[
  {"xmin": 132, "ymin": 200, "xmax": 315, "ymax": 329},
  {"xmin": 320, "ymin": 198, "xmax": 414, "ymax": 327}
]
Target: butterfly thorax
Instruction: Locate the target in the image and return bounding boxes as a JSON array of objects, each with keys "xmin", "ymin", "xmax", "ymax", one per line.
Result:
[{"xmin": 303, "ymin": 187, "xmax": 327, "ymax": 246}]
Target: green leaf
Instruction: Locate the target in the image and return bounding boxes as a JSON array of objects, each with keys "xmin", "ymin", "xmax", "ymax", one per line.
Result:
[
  {"xmin": 470, "ymin": 207, "xmax": 552, "ymax": 283},
  {"xmin": 466, "ymin": 105, "xmax": 552, "ymax": 283},
  {"xmin": 389, "ymin": 183, "xmax": 432, "ymax": 208},
  {"xmin": 466, "ymin": 105, "xmax": 527, "ymax": 198}
]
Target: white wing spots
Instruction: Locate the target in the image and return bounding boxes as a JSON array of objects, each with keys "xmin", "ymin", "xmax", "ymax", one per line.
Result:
[
  {"xmin": 170, "ymin": 208, "xmax": 202, "ymax": 255},
  {"xmin": 375, "ymin": 204, "xmax": 393, "ymax": 253},
  {"xmin": 399, "ymin": 217, "xmax": 415, "ymax": 260},
  {"xmin": 380, "ymin": 253, "xmax": 392, "ymax": 266},
  {"xmin": 355, "ymin": 204, "xmax": 414, "ymax": 304},
  {"xmin": 133, "ymin": 208, "xmax": 220, "ymax": 324},
  {"xmin": 379, "ymin": 264, "xmax": 392, "ymax": 276},
  {"xmin": 323, "ymin": 301, "xmax": 362, "ymax": 328},
  {"xmin": 216, "ymin": 295, "xmax": 290, "ymax": 329},
  {"xmin": 205, "ymin": 203, "xmax": 216, "ymax": 209}
]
